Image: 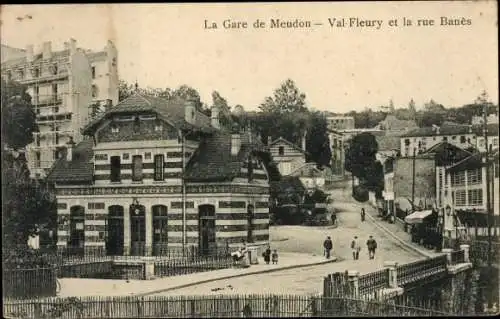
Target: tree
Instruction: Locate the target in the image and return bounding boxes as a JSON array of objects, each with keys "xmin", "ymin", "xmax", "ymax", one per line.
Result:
[
  {"xmin": 211, "ymin": 91, "xmax": 232, "ymax": 128},
  {"xmin": 1, "ymin": 79, "xmax": 37, "ymax": 151},
  {"xmin": 1, "ymin": 79, "xmax": 56, "ymax": 251},
  {"xmin": 118, "ymin": 80, "xmax": 135, "ymax": 101},
  {"xmin": 344, "ymin": 132, "xmax": 379, "ymax": 182},
  {"xmin": 259, "ymin": 79, "xmax": 307, "ymax": 114},
  {"xmin": 408, "ymin": 98, "xmax": 417, "ymax": 119},
  {"xmin": 305, "ymin": 111, "xmax": 332, "ymax": 167},
  {"xmin": 171, "ymin": 85, "xmax": 204, "ymax": 111}
]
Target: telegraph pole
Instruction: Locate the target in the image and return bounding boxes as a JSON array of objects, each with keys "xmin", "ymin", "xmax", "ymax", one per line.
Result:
[
  {"xmin": 411, "ymin": 147, "xmax": 416, "ymax": 213},
  {"xmin": 482, "ymin": 97, "xmax": 493, "ymax": 310}
]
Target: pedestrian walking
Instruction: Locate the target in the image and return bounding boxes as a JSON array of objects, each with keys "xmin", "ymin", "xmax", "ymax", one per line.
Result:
[
  {"xmin": 366, "ymin": 235, "xmax": 378, "ymax": 259},
  {"xmin": 351, "ymin": 236, "xmax": 361, "ymax": 260},
  {"xmin": 361, "ymin": 208, "xmax": 366, "ymax": 222},
  {"xmin": 271, "ymin": 249, "xmax": 279, "ymax": 264},
  {"xmin": 323, "ymin": 236, "xmax": 333, "ymax": 259},
  {"xmin": 262, "ymin": 246, "xmax": 271, "ymax": 264}
]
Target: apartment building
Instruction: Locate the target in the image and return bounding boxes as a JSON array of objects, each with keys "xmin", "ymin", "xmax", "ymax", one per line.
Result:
[
  {"xmin": 400, "ymin": 123, "xmax": 499, "ymax": 157},
  {"xmin": 445, "ymin": 151, "xmax": 499, "ymax": 236},
  {"xmin": 326, "ymin": 115, "xmax": 355, "ymax": 131},
  {"xmin": 1, "ymin": 39, "xmax": 119, "ymax": 179}
]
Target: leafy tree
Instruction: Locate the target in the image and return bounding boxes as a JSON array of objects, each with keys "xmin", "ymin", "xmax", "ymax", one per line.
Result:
[
  {"xmin": 1, "ymin": 79, "xmax": 56, "ymax": 251},
  {"xmin": 344, "ymin": 132, "xmax": 379, "ymax": 182},
  {"xmin": 171, "ymin": 85, "xmax": 204, "ymax": 111},
  {"xmin": 1, "ymin": 79, "xmax": 37, "ymax": 151},
  {"xmin": 211, "ymin": 91, "xmax": 233, "ymax": 128},
  {"xmin": 408, "ymin": 98, "xmax": 417, "ymax": 119},
  {"xmin": 118, "ymin": 80, "xmax": 135, "ymax": 101},
  {"xmin": 259, "ymin": 79, "xmax": 307, "ymax": 114},
  {"xmin": 305, "ymin": 111, "xmax": 332, "ymax": 167},
  {"xmin": 364, "ymin": 160, "xmax": 384, "ymax": 197},
  {"xmin": 416, "ymin": 111, "xmax": 445, "ymax": 127}
]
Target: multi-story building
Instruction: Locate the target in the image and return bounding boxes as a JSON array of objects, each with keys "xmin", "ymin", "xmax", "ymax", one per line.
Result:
[
  {"xmin": 1, "ymin": 39, "xmax": 119, "ymax": 179},
  {"xmin": 269, "ymin": 136, "xmax": 307, "ymax": 176},
  {"xmin": 47, "ymin": 93, "xmax": 271, "ymax": 256},
  {"xmin": 444, "ymin": 150, "xmax": 499, "ymax": 238},
  {"xmin": 392, "ymin": 142, "xmax": 471, "ymax": 215},
  {"xmin": 471, "ymin": 113, "xmax": 499, "ymax": 125},
  {"xmin": 400, "ymin": 123, "xmax": 499, "ymax": 157},
  {"xmin": 329, "ymin": 130, "xmax": 345, "ymax": 175},
  {"xmin": 86, "ymin": 41, "xmax": 119, "ymax": 112},
  {"xmin": 326, "ymin": 115, "xmax": 355, "ymax": 131},
  {"xmin": 1, "ymin": 44, "xmax": 26, "ymax": 62}
]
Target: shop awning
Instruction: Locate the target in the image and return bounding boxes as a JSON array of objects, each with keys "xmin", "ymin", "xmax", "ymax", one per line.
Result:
[{"xmin": 404, "ymin": 210, "xmax": 434, "ymax": 224}]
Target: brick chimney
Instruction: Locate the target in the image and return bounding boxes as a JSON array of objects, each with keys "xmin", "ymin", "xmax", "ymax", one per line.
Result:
[
  {"xmin": 26, "ymin": 44, "xmax": 34, "ymax": 63},
  {"xmin": 66, "ymin": 137, "xmax": 76, "ymax": 161},
  {"xmin": 42, "ymin": 41, "xmax": 52, "ymax": 59},
  {"xmin": 184, "ymin": 97, "xmax": 197, "ymax": 124},
  {"xmin": 211, "ymin": 105, "xmax": 220, "ymax": 129}
]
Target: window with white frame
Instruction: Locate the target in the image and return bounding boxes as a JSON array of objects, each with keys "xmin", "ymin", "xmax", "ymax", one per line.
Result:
[
  {"xmin": 454, "ymin": 190, "xmax": 467, "ymax": 206},
  {"xmin": 468, "ymin": 189, "xmax": 483, "ymax": 206},
  {"xmin": 467, "ymin": 168, "xmax": 482, "ymax": 185},
  {"xmin": 451, "ymin": 171, "xmax": 466, "ymax": 186}
]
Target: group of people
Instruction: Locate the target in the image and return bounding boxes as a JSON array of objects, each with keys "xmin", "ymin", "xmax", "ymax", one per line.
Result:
[
  {"xmin": 320, "ymin": 207, "xmax": 379, "ymax": 260},
  {"xmin": 230, "ymin": 240, "xmax": 279, "ymax": 266},
  {"xmin": 323, "ymin": 235, "xmax": 378, "ymax": 260}
]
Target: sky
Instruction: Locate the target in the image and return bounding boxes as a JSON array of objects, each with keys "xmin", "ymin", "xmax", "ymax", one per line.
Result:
[{"xmin": 1, "ymin": 2, "xmax": 498, "ymax": 113}]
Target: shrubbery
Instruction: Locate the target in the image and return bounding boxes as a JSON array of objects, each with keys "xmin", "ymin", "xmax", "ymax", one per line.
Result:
[{"xmin": 352, "ymin": 185, "xmax": 369, "ymax": 203}]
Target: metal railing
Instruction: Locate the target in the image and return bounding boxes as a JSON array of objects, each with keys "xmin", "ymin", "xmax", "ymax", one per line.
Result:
[
  {"xmin": 396, "ymin": 255, "xmax": 447, "ymax": 286},
  {"xmin": 358, "ymin": 269, "xmax": 390, "ymax": 296}
]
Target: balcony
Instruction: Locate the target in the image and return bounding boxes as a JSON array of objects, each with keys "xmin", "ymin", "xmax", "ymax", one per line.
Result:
[
  {"xmin": 21, "ymin": 71, "xmax": 69, "ymax": 85},
  {"xmin": 33, "ymin": 95, "xmax": 64, "ymax": 107}
]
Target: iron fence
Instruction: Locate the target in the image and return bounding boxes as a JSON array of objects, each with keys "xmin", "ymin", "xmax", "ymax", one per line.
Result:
[
  {"xmin": 396, "ymin": 255, "xmax": 447, "ymax": 286},
  {"xmin": 154, "ymin": 254, "xmax": 234, "ymax": 277},
  {"xmin": 2, "ymin": 294, "xmax": 454, "ymax": 318},
  {"xmin": 358, "ymin": 269, "xmax": 389, "ymax": 297},
  {"xmin": 3, "ymin": 245, "xmax": 231, "ymax": 268}
]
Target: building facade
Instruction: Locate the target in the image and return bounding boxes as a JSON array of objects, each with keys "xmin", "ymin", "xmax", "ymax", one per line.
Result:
[
  {"xmin": 328, "ymin": 130, "xmax": 345, "ymax": 175},
  {"xmin": 400, "ymin": 123, "xmax": 499, "ymax": 157},
  {"xmin": 1, "ymin": 39, "xmax": 119, "ymax": 179},
  {"xmin": 47, "ymin": 93, "xmax": 271, "ymax": 256},
  {"xmin": 326, "ymin": 115, "xmax": 355, "ymax": 131},
  {"xmin": 445, "ymin": 151, "xmax": 499, "ymax": 234},
  {"xmin": 269, "ymin": 137, "xmax": 307, "ymax": 176}
]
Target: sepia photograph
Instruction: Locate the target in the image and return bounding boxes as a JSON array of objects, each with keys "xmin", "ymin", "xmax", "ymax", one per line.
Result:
[{"xmin": 1, "ymin": 1, "xmax": 498, "ymax": 317}]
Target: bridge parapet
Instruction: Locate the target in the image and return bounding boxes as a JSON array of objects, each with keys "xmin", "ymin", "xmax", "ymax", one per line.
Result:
[{"xmin": 324, "ymin": 245, "xmax": 473, "ymax": 300}]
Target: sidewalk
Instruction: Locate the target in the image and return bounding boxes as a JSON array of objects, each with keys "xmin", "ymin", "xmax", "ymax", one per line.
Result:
[
  {"xmin": 363, "ymin": 205, "xmax": 444, "ymax": 259},
  {"xmin": 58, "ymin": 252, "xmax": 338, "ymax": 297}
]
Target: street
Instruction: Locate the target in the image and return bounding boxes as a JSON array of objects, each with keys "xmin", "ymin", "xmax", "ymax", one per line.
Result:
[{"xmin": 149, "ymin": 184, "xmax": 423, "ymax": 296}]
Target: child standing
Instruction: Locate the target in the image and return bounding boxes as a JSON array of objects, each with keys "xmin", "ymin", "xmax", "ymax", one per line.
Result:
[{"xmin": 271, "ymin": 249, "xmax": 279, "ymax": 264}]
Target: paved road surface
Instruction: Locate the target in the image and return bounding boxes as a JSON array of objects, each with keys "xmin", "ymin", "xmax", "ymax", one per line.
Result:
[{"xmin": 151, "ymin": 184, "xmax": 423, "ymax": 296}]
